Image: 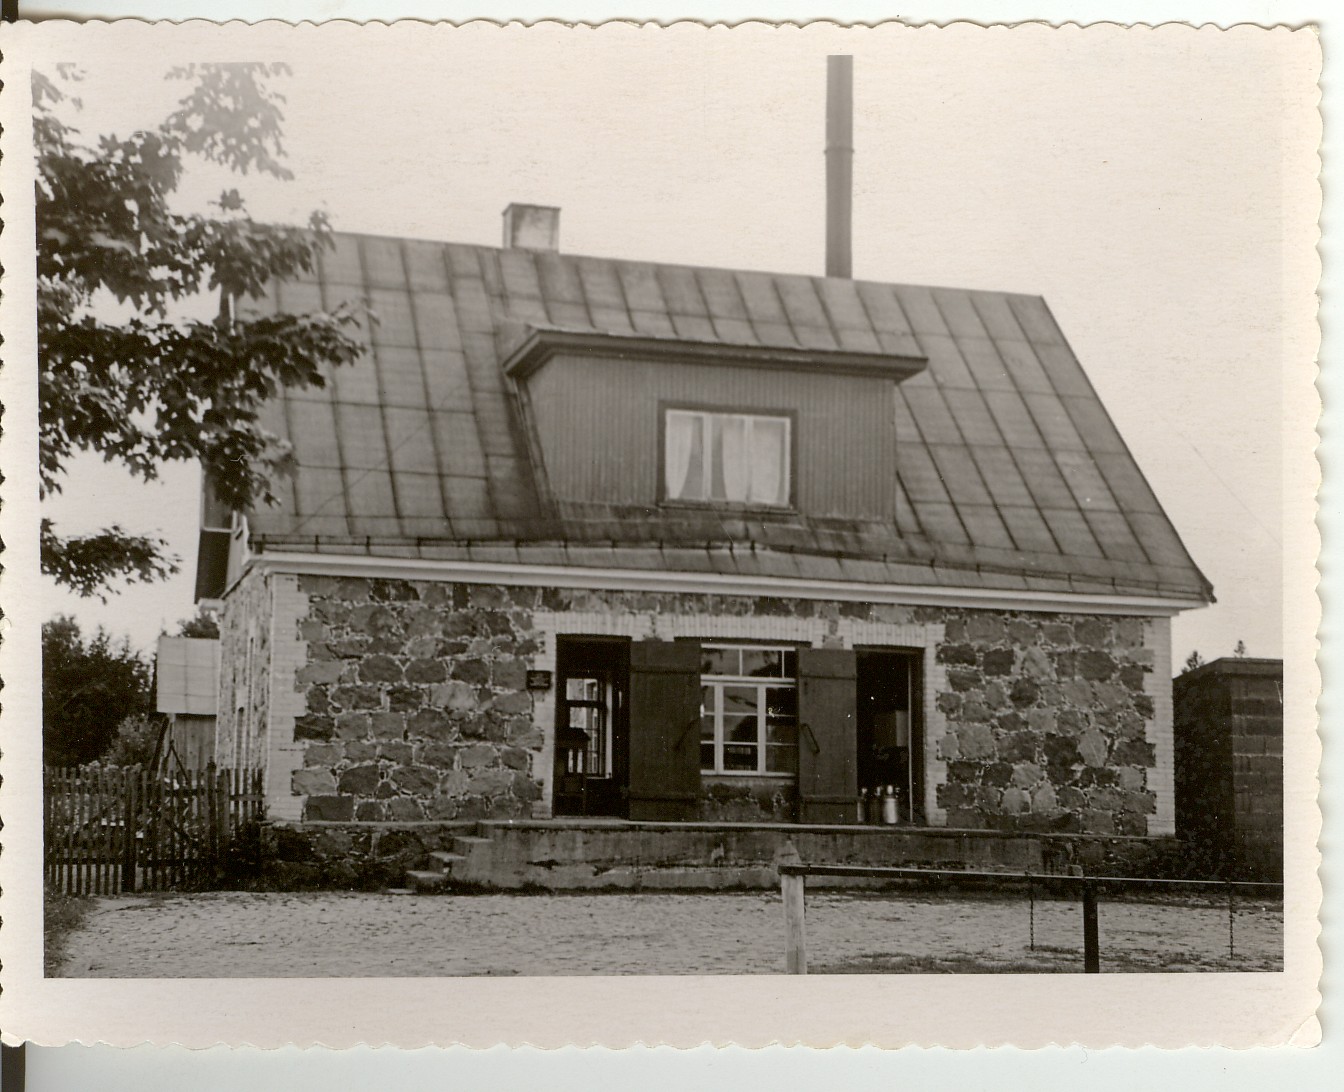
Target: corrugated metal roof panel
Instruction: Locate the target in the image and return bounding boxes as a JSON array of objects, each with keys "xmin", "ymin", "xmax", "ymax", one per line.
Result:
[
  {"xmin": 982, "ymin": 389, "xmax": 1047, "ymax": 449},
  {"xmin": 1055, "ymin": 449, "xmax": 1120, "ymax": 511},
  {"xmin": 402, "ymin": 239, "xmax": 451, "ymax": 292},
  {"xmin": 655, "ymin": 265, "xmax": 708, "ymax": 316},
  {"xmin": 917, "ymin": 333, "xmax": 978, "ymax": 389},
  {"xmin": 241, "ymin": 233, "xmax": 1211, "ymax": 603},
  {"xmin": 1041, "ymin": 507, "xmax": 1104, "ymax": 559},
  {"xmin": 928, "ymin": 444, "xmax": 993, "ymax": 507},
  {"xmin": 1024, "ymin": 392, "xmax": 1087, "ymax": 451},
  {"xmin": 998, "ymin": 504, "xmax": 1060, "ymax": 554},
  {"xmin": 931, "ymin": 288, "xmax": 990, "ymax": 339},
  {"xmin": 320, "ymin": 233, "xmax": 365, "ymax": 285},
  {"xmin": 360, "ymin": 235, "xmax": 408, "ymax": 290},
  {"xmin": 695, "ymin": 267, "xmax": 750, "ymax": 320},
  {"xmin": 892, "ymin": 285, "xmax": 951, "ymax": 336},
  {"xmin": 966, "ymin": 290, "xmax": 1027, "ymax": 342},
  {"xmin": 1007, "ymin": 295, "xmax": 1064, "ymax": 345}
]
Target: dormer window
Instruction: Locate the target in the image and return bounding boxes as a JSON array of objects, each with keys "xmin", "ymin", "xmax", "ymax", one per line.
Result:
[{"xmin": 663, "ymin": 408, "xmax": 792, "ymax": 508}]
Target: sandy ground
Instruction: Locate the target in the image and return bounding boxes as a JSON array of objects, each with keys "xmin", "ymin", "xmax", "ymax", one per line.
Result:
[{"xmin": 54, "ymin": 888, "xmax": 1283, "ymax": 977}]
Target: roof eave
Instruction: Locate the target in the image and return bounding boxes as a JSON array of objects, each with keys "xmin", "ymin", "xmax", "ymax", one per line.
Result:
[{"xmin": 501, "ymin": 324, "xmax": 929, "ymax": 383}]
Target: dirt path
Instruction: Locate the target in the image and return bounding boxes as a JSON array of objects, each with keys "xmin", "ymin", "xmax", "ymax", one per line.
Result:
[{"xmin": 55, "ymin": 889, "xmax": 1284, "ymax": 977}]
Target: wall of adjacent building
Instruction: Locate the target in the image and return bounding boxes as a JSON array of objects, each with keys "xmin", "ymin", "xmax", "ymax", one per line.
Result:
[
  {"xmin": 220, "ymin": 567, "xmax": 1175, "ymax": 836},
  {"xmin": 1173, "ymin": 659, "xmax": 1283, "ymax": 879}
]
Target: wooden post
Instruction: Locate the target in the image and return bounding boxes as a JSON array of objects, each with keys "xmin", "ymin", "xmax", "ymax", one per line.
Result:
[
  {"xmin": 1082, "ymin": 881, "xmax": 1100, "ymax": 973},
  {"xmin": 121, "ymin": 768, "xmax": 138, "ymax": 893},
  {"xmin": 782, "ymin": 870, "xmax": 808, "ymax": 974}
]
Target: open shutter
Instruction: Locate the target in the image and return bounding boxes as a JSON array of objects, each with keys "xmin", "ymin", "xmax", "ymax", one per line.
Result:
[
  {"xmin": 797, "ymin": 647, "xmax": 859, "ymax": 824},
  {"xmin": 627, "ymin": 640, "xmax": 702, "ymax": 821}
]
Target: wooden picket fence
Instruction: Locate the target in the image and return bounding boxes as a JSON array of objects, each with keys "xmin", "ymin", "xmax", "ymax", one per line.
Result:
[{"xmin": 44, "ymin": 763, "xmax": 265, "ymax": 895}]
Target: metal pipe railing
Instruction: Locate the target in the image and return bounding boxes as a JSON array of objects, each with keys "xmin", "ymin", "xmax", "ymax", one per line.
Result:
[{"xmin": 777, "ymin": 863, "xmax": 1282, "ymax": 974}]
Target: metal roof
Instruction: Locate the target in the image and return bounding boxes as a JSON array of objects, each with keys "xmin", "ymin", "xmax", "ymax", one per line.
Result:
[{"xmin": 237, "ymin": 232, "xmax": 1213, "ymax": 604}]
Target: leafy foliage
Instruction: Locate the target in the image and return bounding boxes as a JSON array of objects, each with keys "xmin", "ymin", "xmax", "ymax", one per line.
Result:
[
  {"xmin": 43, "ymin": 616, "xmax": 153, "ymax": 767},
  {"xmin": 36, "ymin": 63, "xmax": 363, "ymax": 599},
  {"xmin": 174, "ymin": 607, "xmax": 220, "ymax": 639},
  {"xmin": 102, "ymin": 714, "xmax": 166, "ymax": 769}
]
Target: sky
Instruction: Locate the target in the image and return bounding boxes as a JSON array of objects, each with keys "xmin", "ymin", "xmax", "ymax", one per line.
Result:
[{"xmin": 32, "ymin": 22, "xmax": 1314, "ymax": 674}]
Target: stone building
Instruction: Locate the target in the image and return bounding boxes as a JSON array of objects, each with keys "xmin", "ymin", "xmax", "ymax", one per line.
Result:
[
  {"xmin": 200, "ymin": 205, "xmax": 1212, "ymax": 852},
  {"xmin": 1173, "ymin": 657, "xmax": 1283, "ymax": 879}
]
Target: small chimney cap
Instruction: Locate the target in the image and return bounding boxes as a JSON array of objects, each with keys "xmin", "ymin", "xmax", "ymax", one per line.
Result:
[{"xmin": 502, "ymin": 204, "xmax": 561, "ymax": 251}]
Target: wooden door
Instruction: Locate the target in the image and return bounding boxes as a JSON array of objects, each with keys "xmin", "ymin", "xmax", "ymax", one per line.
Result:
[
  {"xmin": 627, "ymin": 640, "xmax": 702, "ymax": 821},
  {"xmin": 797, "ymin": 647, "xmax": 859, "ymax": 824}
]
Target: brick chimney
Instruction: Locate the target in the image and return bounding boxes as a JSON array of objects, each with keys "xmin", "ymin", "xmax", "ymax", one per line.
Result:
[{"xmin": 502, "ymin": 203, "xmax": 561, "ymax": 251}]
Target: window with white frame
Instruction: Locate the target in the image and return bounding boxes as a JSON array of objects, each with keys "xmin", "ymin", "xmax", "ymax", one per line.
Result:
[
  {"xmin": 664, "ymin": 409, "xmax": 791, "ymax": 507},
  {"xmin": 699, "ymin": 644, "xmax": 798, "ymax": 775}
]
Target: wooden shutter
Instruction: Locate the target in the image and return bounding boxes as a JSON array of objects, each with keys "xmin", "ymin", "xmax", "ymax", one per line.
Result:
[
  {"xmin": 627, "ymin": 640, "xmax": 702, "ymax": 821},
  {"xmin": 797, "ymin": 647, "xmax": 859, "ymax": 824}
]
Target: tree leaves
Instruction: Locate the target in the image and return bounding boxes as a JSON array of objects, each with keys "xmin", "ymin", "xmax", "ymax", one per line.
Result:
[
  {"xmin": 40, "ymin": 519, "xmax": 177, "ymax": 601},
  {"xmin": 37, "ymin": 63, "xmax": 363, "ymax": 597},
  {"xmin": 43, "ymin": 615, "xmax": 154, "ymax": 766}
]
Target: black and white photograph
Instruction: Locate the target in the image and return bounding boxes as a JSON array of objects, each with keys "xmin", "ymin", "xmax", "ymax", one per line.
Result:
[{"xmin": 0, "ymin": 17, "xmax": 1321, "ymax": 1049}]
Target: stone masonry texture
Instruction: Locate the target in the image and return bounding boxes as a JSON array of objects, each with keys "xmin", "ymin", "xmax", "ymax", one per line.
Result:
[
  {"xmin": 292, "ymin": 577, "xmax": 545, "ymax": 822},
  {"xmin": 931, "ymin": 612, "xmax": 1159, "ymax": 836},
  {"xmin": 225, "ymin": 571, "xmax": 1169, "ymax": 835}
]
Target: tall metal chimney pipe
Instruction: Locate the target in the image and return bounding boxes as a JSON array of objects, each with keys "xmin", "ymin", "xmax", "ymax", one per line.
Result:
[{"xmin": 825, "ymin": 54, "xmax": 854, "ymax": 278}]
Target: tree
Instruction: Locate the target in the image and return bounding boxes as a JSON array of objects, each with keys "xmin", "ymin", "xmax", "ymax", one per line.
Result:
[
  {"xmin": 36, "ymin": 63, "xmax": 363, "ymax": 599},
  {"xmin": 43, "ymin": 616, "xmax": 153, "ymax": 766},
  {"xmin": 1182, "ymin": 650, "xmax": 1205, "ymax": 674},
  {"xmin": 173, "ymin": 607, "xmax": 220, "ymax": 639},
  {"xmin": 1234, "ymin": 640, "xmax": 1247, "ymax": 658},
  {"xmin": 102, "ymin": 714, "xmax": 166, "ymax": 769}
]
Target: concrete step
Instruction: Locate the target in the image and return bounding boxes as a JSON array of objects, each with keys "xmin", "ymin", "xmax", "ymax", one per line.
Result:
[
  {"xmin": 452, "ymin": 835, "xmax": 494, "ymax": 849},
  {"xmin": 405, "ymin": 869, "xmax": 451, "ymax": 893},
  {"xmin": 385, "ymin": 887, "xmax": 416, "ymax": 896},
  {"xmin": 427, "ymin": 850, "xmax": 468, "ymax": 869}
]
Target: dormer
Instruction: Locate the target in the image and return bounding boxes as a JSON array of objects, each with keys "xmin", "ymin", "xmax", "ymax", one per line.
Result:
[{"xmin": 503, "ymin": 322, "xmax": 927, "ymax": 520}]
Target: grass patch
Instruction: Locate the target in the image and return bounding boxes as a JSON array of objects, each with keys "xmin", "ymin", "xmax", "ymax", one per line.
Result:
[{"xmin": 44, "ymin": 887, "xmax": 93, "ymax": 977}]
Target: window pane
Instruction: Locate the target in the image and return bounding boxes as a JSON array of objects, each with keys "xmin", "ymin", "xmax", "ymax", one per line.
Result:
[
  {"xmin": 701, "ymin": 647, "xmax": 738, "ymax": 676},
  {"xmin": 724, "ymin": 714, "xmax": 756, "ymax": 744},
  {"xmin": 723, "ymin": 744, "xmax": 756, "ymax": 771},
  {"xmin": 782, "ymin": 649, "xmax": 798, "ymax": 678},
  {"xmin": 722, "ymin": 686, "xmax": 757, "ymax": 717},
  {"xmin": 665, "ymin": 411, "xmax": 705, "ymax": 501},
  {"xmin": 766, "ymin": 745, "xmax": 797, "ymax": 774},
  {"xmin": 741, "ymin": 648, "xmax": 782, "ymax": 678},
  {"xmin": 748, "ymin": 417, "xmax": 789, "ymax": 506},
  {"xmin": 710, "ymin": 415, "xmax": 750, "ymax": 502},
  {"xmin": 765, "ymin": 719, "xmax": 796, "ymax": 746},
  {"xmin": 765, "ymin": 686, "xmax": 797, "ymax": 719},
  {"xmin": 566, "ymin": 677, "xmax": 599, "ymax": 701},
  {"xmin": 700, "ymin": 743, "xmax": 715, "ymax": 770}
]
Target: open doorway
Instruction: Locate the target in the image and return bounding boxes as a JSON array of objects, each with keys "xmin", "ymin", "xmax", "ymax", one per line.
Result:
[
  {"xmin": 553, "ymin": 637, "xmax": 630, "ymax": 817},
  {"xmin": 856, "ymin": 648, "xmax": 923, "ymax": 823}
]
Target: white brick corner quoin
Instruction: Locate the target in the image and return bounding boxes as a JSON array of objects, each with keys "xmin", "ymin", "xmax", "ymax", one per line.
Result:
[{"xmin": 229, "ymin": 554, "xmax": 1189, "ymax": 829}]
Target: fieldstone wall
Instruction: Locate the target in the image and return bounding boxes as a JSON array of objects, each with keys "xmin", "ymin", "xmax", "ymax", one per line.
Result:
[
  {"xmin": 932, "ymin": 612, "xmax": 1158, "ymax": 835},
  {"xmin": 290, "ymin": 577, "xmax": 545, "ymax": 822},
  {"xmin": 215, "ymin": 571, "xmax": 272, "ymax": 772},
  {"xmin": 233, "ymin": 568, "xmax": 1169, "ymax": 835}
]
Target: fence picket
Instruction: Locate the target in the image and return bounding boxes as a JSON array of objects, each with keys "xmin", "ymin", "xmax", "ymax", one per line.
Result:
[{"xmin": 46, "ymin": 764, "xmax": 263, "ymax": 896}]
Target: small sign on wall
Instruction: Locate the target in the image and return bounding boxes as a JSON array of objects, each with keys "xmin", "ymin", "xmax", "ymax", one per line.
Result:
[{"xmin": 526, "ymin": 670, "xmax": 553, "ymax": 691}]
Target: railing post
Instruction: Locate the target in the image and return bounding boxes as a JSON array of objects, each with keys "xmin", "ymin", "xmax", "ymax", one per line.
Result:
[
  {"xmin": 782, "ymin": 870, "xmax": 807, "ymax": 974},
  {"xmin": 1082, "ymin": 880, "xmax": 1100, "ymax": 973},
  {"xmin": 120, "ymin": 769, "xmax": 138, "ymax": 893}
]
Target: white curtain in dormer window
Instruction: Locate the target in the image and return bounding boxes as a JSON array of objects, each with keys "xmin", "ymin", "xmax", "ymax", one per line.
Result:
[
  {"xmin": 749, "ymin": 417, "xmax": 788, "ymax": 505},
  {"xmin": 718, "ymin": 415, "xmax": 750, "ymax": 501},
  {"xmin": 665, "ymin": 410, "xmax": 701, "ymax": 499}
]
